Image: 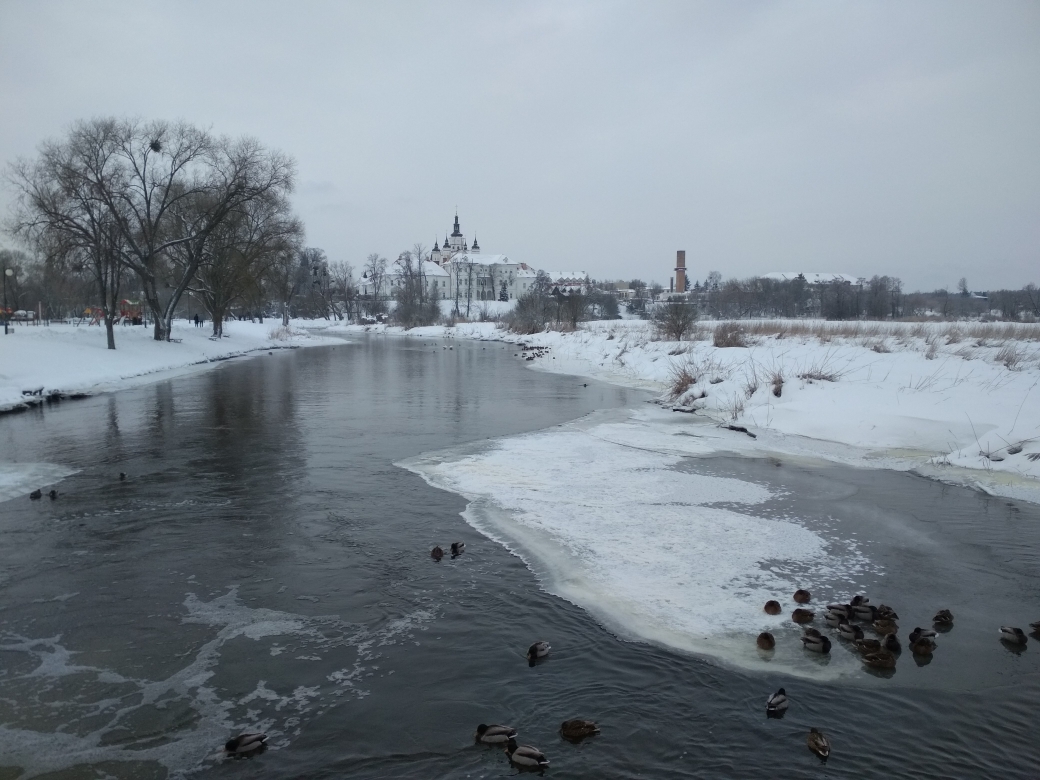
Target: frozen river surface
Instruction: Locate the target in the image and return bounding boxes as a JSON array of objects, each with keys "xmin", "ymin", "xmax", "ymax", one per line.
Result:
[{"xmin": 0, "ymin": 335, "xmax": 1038, "ymax": 778}]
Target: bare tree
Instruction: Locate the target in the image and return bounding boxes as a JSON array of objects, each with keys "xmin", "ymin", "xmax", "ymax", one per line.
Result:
[
  {"xmin": 328, "ymin": 260, "xmax": 354, "ymax": 320},
  {"xmin": 8, "ymin": 131, "xmax": 129, "ymax": 348},
  {"xmin": 363, "ymin": 253, "xmax": 388, "ymax": 316},
  {"xmin": 11, "ymin": 118, "xmax": 296, "ymax": 341}
]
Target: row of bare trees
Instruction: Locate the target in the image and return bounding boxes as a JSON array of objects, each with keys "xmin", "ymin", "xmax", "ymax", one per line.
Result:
[{"xmin": 5, "ymin": 117, "xmax": 305, "ymax": 347}]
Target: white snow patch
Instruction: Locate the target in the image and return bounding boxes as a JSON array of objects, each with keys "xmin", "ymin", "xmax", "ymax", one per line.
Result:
[
  {"xmin": 402, "ymin": 413, "xmax": 877, "ymax": 679},
  {"xmin": 0, "ymin": 462, "xmax": 77, "ymax": 503}
]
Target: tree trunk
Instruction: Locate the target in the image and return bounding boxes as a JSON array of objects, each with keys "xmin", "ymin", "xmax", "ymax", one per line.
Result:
[
  {"xmin": 104, "ymin": 315, "xmax": 116, "ymax": 350},
  {"xmin": 212, "ymin": 311, "xmax": 223, "ymax": 338},
  {"xmin": 282, "ymin": 301, "xmax": 289, "ymax": 326}
]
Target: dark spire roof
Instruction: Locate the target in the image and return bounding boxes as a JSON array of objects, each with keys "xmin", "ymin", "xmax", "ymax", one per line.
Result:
[
  {"xmin": 451, "ymin": 212, "xmax": 462, "ymax": 237},
  {"xmin": 433, "ymin": 238, "xmax": 439, "ymax": 251},
  {"xmin": 471, "ymin": 234, "xmax": 480, "ymax": 250}
]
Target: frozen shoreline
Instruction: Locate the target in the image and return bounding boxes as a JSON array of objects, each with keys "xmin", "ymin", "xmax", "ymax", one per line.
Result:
[
  {"xmin": 0, "ymin": 320, "xmax": 340, "ymax": 414},
  {"xmin": 314, "ymin": 318, "xmax": 1040, "ymax": 503}
]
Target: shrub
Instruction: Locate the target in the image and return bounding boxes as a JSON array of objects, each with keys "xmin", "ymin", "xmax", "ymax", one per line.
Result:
[
  {"xmin": 669, "ymin": 360, "xmax": 698, "ymax": 399},
  {"xmin": 654, "ymin": 301, "xmax": 698, "ymax": 341},
  {"xmin": 713, "ymin": 322, "xmax": 747, "ymax": 348}
]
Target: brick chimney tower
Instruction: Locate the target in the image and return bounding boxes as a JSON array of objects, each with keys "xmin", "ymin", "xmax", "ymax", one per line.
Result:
[{"xmin": 675, "ymin": 250, "xmax": 686, "ymax": 293}]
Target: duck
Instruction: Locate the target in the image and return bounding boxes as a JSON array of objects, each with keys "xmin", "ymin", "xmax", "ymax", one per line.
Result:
[
  {"xmin": 850, "ymin": 594, "xmax": 870, "ymax": 606},
  {"xmin": 48, "ymin": 489, "xmax": 58, "ymax": 500},
  {"xmin": 766, "ymin": 687, "xmax": 789, "ymax": 714},
  {"xmin": 807, "ymin": 728, "xmax": 830, "ymax": 759},
  {"xmin": 910, "ymin": 639, "xmax": 934, "ymax": 656},
  {"xmin": 450, "ymin": 541, "xmax": 465, "ymax": 557},
  {"xmin": 875, "ymin": 604, "xmax": 899, "ymax": 620},
  {"xmin": 999, "ymin": 627, "xmax": 1028, "ymax": 645},
  {"xmin": 224, "ymin": 732, "xmax": 267, "ymax": 756},
  {"xmin": 475, "ymin": 724, "xmax": 517, "ymax": 744},
  {"xmin": 792, "ymin": 608, "xmax": 815, "ymax": 624},
  {"xmin": 430, "ymin": 546, "xmax": 444, "ymax": 561},
  {"xmin": 883, "ymin": 633, "xmax": 902, "ymax": 653},
  {"xmin": 119, "ymin": 472, "xmax": 127, "ymax": 481},
  {"xmin": 801, "ymin": 634, "xmax": 831, "ymax": 654},
  {"xmin": 933, "ymin": 609, "xmax": 954, "ymax": 626},
  {"xmin": 803, "ymin": 627, "xmax": 822, "ymax": 638},
  {"xmin": 793, "ymin": 589, "xmax": 811, "ymax": 604},
  {"xmin": 1030, "ymin": 620, "xmax": 1040, "ymax": 633},
  {"xmin": 861, "ymin": 650, "xmax": 897, "ymax": 669},
  {"xmin": 852, "ymin": 604, "xmax": 878, "ymax": 622},
  {"xmin": 854, "ymin": 638, "xmax": 882, "ymax": 654},
  {"xmin": 527, "ymin": 641, "xmax": 551, "ymax": 665},
  {"xmin": 824, "ymin": 612, "xmax": 843, "ymax": 628},
  {"xmin": 908, "ymin": 627, "xmax": 937, "ymax": 645},
  {"xmin": 764, "ymin": 600, "xmax": 782, "ymax": 615},
  {"xmin": 29, "ymin": 489, "xmax": 42, "ymax": 500},
  {"xmin": 757, "ymin": 631, "xmax": 775, "ymax": 650},
  {"xmin": 838, "ymin": 623, "xmax": 864, "ymax": 642},
  {"xmin": 505, "ymin": 738, "xmax": 549, "ymax": 769},
  {"xmin": 872, "ymin": 618, "xmax": 899, "ymax": 635},
  {"xmin": 826, "ymin": 603, "xmax": 851, "ymax": 619},
  {"xmin": 559, "ymin": 719, "xmax": 600, "ymax": 741}
]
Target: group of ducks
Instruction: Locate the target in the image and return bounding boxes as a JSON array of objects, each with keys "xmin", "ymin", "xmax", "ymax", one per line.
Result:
[
  {"xmin": 756, "ymin": 588, "xmax": 1039, "ymax": 760},
  {"xmin": 27, "ymin": 472, "xmax": 129, "ymax": 502},
  {"xmin": 431, "ymin": 542, "xmax": 466, "ymax": 561}
]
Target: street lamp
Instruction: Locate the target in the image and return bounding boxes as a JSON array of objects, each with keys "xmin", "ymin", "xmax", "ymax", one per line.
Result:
[{"xmin": 2, "ymin": 267, "xmax": 12, "ymax": 335}]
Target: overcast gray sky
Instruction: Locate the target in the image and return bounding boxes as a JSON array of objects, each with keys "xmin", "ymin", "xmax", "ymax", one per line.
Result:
[{"xmin": 1, "ymin": 1, "xmax": 1037, "ymax": 291}]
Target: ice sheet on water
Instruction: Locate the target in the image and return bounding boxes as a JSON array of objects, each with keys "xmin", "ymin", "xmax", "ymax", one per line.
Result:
[
  {"xmin": 0, "ymin": 586, "xmax": 433, "ymax": 777},
  {"xmin": 0, "ymin": 462, "xmax": 77, "ymax": 503},
  {"xmin": 402, "ymin": 411, "xmax": 879, "ymax": 679}
]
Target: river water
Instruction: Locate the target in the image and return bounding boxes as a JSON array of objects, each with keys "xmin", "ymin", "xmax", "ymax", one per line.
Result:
[{"xmin": 0, "ymin": 335, "xmax": 1038, "ymax": 778}]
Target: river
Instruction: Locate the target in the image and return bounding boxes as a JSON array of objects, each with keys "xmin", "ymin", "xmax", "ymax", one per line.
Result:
[{"xmin": 0, "ymin": 335, "xmax": 1038, "ymax": 778}]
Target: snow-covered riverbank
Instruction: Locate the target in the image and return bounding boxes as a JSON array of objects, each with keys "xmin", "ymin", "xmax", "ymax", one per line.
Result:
[
  {"xmin": 313, "ymin": 318, "xmax": 1040, "ymax": 500},
  {"xmin": 0, "ymin": 320, "xmax": 339, "ymax": 413}
]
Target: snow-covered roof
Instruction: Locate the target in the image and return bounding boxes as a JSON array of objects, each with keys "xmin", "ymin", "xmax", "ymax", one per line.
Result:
[
  {"xmin": 516, "ymin": 268, "xmax": 538, "ymax": 277},
  {"xmin": 422, "ymin": 260, "xmax": 448, "ymax": 276},
  {"xmin": 544, "ymin": 271, "xmax": 588, "ymax": 281},
  {"xmin": 763, "ymin": 272, "xmax": 861, "ymax": 284},
  {"xmin": 446, "ymin": 253, "xmax": 513, "ymax": 265}
]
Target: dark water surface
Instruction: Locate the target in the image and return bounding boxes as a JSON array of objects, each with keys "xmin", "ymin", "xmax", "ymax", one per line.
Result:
[{"xmin": 1, "ymin": 336, "xmax": 1038, "ymax": 779}]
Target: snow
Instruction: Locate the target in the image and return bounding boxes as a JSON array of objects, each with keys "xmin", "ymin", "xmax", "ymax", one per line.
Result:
[
  {"xmin": 0, "ymin": 319, "xmax": 339, "ymax": 414},
  {"xmin": 315, "ymin": 318, "xmax": 1040, "ymax": 500}
]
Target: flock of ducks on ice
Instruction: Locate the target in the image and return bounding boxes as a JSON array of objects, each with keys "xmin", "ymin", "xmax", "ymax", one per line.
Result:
[
  {"xmin": 757, "ymin": 588, "xmax": 1038, "ymax": 759},
  {"xmin": 222, "ymin": 542, "xmax": 586, "ymax": 770}
]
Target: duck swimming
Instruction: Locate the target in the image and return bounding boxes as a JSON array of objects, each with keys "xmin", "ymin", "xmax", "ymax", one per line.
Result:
[
  {"xmin": 766, "ymin": 688, "xmax": 789, "ymax": 714},
  {"xmin": 794, "ymin": 589, "xmax": 811, "ymax": 604},
  {"xmin": 475, "ymin": 724, "xmax": 517, "ymax": 743},
  {"xmin": 824, "ymin": 612, "xmax": 843, "ymax": 628},
  {"xmin": 527, "ymin": 641, "xmax": 551, "ymax": 665},
  {"xmin": 934, "ymin": 609, "xmax": 954, "ymax": 625},
  {"xmin": 224, "ymin": 732, "xmax": 267, "ymax": 756},
  {"xmin": 883, "ymin": 633, "xmax": 901, "ymax": 653},
  {"xmin": 852, "ymin": 604, "xmax": 878, "ymax": 622},
  {"xmin": 757, "ymin": 632, "xmax": 775, "ymax": 650},
  {"xmin": 807, "ymin": 728, "xmax": 830, "ymax": 759},
  {"xmin": 855, "ymin": 638, "xmax": 882, "ymax": 654},
  {"xmin": 764, "ymin": 600, "xmax": 782, "ymax": 615},
  {"xmin": 560, "ymin": 720, "xmax": 600, "ymax": 741},
  {"xmin": 826, "ymin": 604, "xmax": 851, "ymax": 619},
  {"xmin": 29, "ymin": 489, "xmax": 42, "ymax": 500},
  {"xmin": 450, "ymin": 541, "xmax": 465, "ymax": 556},
  {"xmin": 801, "ymin": 634, "xmax": 831, "ymax": 654},
  {"xmin": 505, "ymin": 738, "xmax": 549, "ymax": 769},
  {"xmin": 850, "ymin": 595, "xmax": 870, "ymax": 606},
  {"xmin": 999, "ymin": 627, "xmax": 1028, "ymax": 645},
  {"xmin": 875, "ymin": 604, "xmax": 899, "ymax": 620},
  {"xmin": 910, "ymin": 639, "xmax": 934, "ymax": 656},
  {"xmin": 430, "ymin": 546, "xmax": 444, "ymax": 561}
]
